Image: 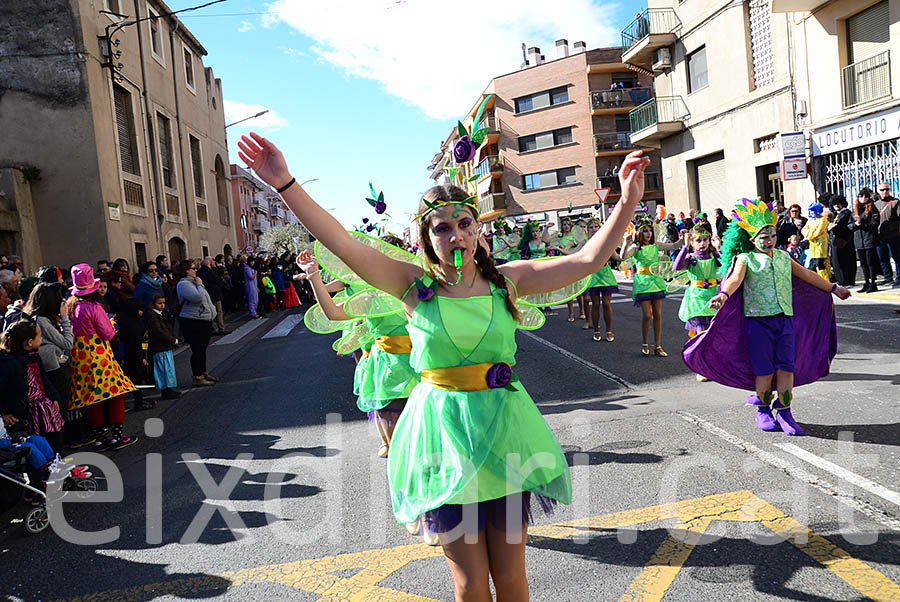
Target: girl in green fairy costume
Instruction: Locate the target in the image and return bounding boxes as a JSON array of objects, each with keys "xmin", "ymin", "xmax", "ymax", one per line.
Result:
[
  {"xmin": 551, "ymin": 219, "xmax": 584, "ymax": 322},
  {"xmin": 673, "ymin": 226, "xmax": 720, "ymax": 380},
  {"xmin": 581, "ymin": 219, "xmax": 621, "ymax": 341},
  {"xmin": 238, "ymin": 130, "xmax": 649, "ymax": 602},
  {"xmin": 621, "ymin": 216, "xmax": 684, "ymax": 356}
]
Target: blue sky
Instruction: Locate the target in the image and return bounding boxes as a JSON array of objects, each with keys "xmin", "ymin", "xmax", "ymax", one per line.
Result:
[{"xmin": 176, "ymin": 0, "xmax": 642, "ymax": 233}]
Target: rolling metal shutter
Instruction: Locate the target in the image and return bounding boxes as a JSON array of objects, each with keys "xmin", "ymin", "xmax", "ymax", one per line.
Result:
[
  {"xmin": 695, "ymin": 152, "xmax": 727, "ymax": 213},
  {"xmin": 847, "ymin": 1, "xmax": 889, "ymax": 63}
]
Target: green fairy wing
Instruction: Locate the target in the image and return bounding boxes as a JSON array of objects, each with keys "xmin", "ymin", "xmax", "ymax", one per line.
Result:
[
  {"xmin": 516, "ymin": 258, "xmax": 591, "ymax": 307},
  {"xmin": 344, "ymin": 287, "xmax": 404, "ymax": 318},
  {"xmin": 333, "ymin": 320, "xmax": 372, "ymax": 354},
  {"xmin": 315, "ymin": 231, "xmax": 423, "ymax": 286},
  {"xmin": 514, "ymin": 302, "xmax": 546, "ymax": 330},
  {"xmin": 666, "ymin": 271, "xmax": 691, "ymax": 293},
  {"xmin": 303, "ymin": 303, "xmax": 348, "ymax": 334}
]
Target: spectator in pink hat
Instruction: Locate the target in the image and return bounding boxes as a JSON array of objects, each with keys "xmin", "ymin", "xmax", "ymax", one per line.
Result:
[{"xmin": 68, "ymin": 264, "xmax": 138, "ymax": 451}]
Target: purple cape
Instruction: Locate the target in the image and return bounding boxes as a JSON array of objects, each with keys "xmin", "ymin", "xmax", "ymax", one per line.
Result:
[{"xmin": 682, "ymin": 277, "xmax": 837, "ymax": 390}]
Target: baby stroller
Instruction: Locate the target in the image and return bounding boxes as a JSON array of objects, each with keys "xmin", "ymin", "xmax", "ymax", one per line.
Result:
[{"xmin": 0, "ymin": 446, "xmax": 98, "ymax": 534}]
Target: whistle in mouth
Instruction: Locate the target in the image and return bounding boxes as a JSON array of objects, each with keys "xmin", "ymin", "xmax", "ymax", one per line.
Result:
[{"xmin": 454, "ymin": 248, "xmax": 463, "ymax": 268}]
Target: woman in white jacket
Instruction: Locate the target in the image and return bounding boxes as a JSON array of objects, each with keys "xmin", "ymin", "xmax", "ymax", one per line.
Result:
[{"xmin": 24, "ymin": 282, "xmax": 75, "ymax": 410}]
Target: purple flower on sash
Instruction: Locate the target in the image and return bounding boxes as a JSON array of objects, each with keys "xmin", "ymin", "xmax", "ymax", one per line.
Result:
[
  {"xmin": 374, "ymin": 200, "xmax": 387, "ymax": 214},
  {"xmin": 486, "ymin": 362, "xmax": 512, "ymax": 388},
  {"xmin": 453, "ymin": 135, "xmax": 477, "ymax": 164},
  {"xmin": 417, "ymin": 285, "xmax": 434, "ymax": 302},
  {"xmin": 702, "ymin": 281, "xmax": 711, "ymax": 289}
]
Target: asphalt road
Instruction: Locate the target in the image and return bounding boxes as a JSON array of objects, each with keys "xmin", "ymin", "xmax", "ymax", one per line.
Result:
[{"xmin": 1, "ymin": 284, "xmax": 899, "ymax": 602}]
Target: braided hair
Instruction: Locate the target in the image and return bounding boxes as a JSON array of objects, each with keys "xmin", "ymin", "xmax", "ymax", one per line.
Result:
[{"xmin": 417, "ymin": 185, "xmax": 518, "ymax": 320}]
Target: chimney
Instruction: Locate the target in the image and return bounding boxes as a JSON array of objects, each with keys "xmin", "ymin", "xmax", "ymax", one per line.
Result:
[
  {"xmin": 573, "ymin": 41, "xmax": 586, "ymax": 53},
  {"xmin": 527, "ymin": 47, "xmax": 542, "ymax": 66},
  {"xmin": 555, "ymin": 39, "xmax": 569, "ymax": 59}
]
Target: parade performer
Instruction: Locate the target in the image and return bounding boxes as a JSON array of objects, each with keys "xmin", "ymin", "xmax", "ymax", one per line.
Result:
[
  {"xmin": 683, "ymin": 198, "xmax": 851, "ymax": 435},
  {"xmin": 621, "ymin": 216, "xmax": 684, "ymax": 356},
  {"xmin": 551, "ymin": 219, "xmax": 587, "ymax": 322},
  {"xmin": 237, "ymin": 130, "xmax": 647, "ymax": 602},
  {"xmin": 581, "ymin": 219, "xmax": 620, "ymax": 341},
  {"xmin": 673, "ymin": 226, "xmax": 720, "ymax": 381},
  {"xmin": 801, "ymin": 201, "xmax": 832, "ymax": 281}
]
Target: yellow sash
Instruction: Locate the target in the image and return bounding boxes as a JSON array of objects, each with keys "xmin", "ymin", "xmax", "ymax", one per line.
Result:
[
  {"xmin": 691, "ymin": 279, "xmax": 718, "ymax": 288},
  {"xmin": 420, "ymin": 362, "xmax": 512, "ymax": 392},
  {"xmin": 636, "ymin": 266, "xmax": 653, "ymax": 275},
  {"xmin": 373, "ymin": 335, "xmax": 412, "ymax": 354}
]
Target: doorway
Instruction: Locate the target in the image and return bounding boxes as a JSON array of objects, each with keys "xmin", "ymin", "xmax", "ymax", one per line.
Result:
[{"xmin": 167, "ymin": 237, "xmax": 186, "ymax": 263}]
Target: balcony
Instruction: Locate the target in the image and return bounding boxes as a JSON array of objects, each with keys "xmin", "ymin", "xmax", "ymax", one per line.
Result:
[
  {"xmin": 477, "ymin": 192, "xmax": 506, "ymax": 218},
  {"xmin": 621, "ymin": 8, "xmax": 680, "ymax": 70},
  {"xmin": 629, "ymin": 96, "xmax": 689, "ymax": 148},
  {"xmin": 594, "ymin": 131, "xmax": 638, "ymax": 156},
  {"xmin": 473, "ymin": 155, "xmax": 503, "ymax": 180},
  {"xmin": 251, "ymin": 216, "xmax": 270, "ymax": 232},
  {"xmin": 644, "ymin": 171, "xmax": 661, "ymax": 191},
  {"xmin": 251, "ymin": 194, "xmax": 268, "ymax": 213},
  {"xmin": 590, "ymin": 87, "xmax": 653, "ymax": 114},
  {"xmin": 270, "ymin": 204, "xmax": 285, "ymax": 219},
  {"xmin": 842, "ymin": 50, "xmax": 891, "ymax": 109},
  {"xmin": 770, "ymin": 0, "xmax": 829, "ymax": 11}
]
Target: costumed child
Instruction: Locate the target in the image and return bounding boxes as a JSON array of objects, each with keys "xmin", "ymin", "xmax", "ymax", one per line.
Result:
[
  {"xmin": 68, "ymin": 264, "xmax": 138, "ymax": 451},
  {"xmin": 145, "ymin": 292, "xmax": 182, "ymax": 400},
  {"xmin": 801, "ymin": 201, "xmax": 832, "ymax": 281},
  {"xmin": 237, "ymin": 128, "xmax": 648, "ymax": 601},
  {"xmin": 551, "ymin": 219, "xmax": 582, "ymax": 322},
  {"xmin": 673, "ymin": 225, "xmax": 720, "ymax": 381},
  {"xmin": 683, "ymin": 198, "xmax": 851, "ymax": 435},
  {"xmin": 581, "ymin": 219, "xmax": 620, "ymax": 341},
  {"xmin": 621, "ymin": 216, "xmax": 684, "ymax": 356}
]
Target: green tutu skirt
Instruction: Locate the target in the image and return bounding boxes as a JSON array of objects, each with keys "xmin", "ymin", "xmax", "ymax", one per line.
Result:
[{"xmin": 356, "ymin": 346, "xmax": 417, "ymax": 412}]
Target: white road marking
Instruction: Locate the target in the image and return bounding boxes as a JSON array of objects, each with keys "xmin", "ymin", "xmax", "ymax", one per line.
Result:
[
  {"xmin": 679, "ymin": 412, "xmax": 900, "ymax": 530},
  {"xmin": 519, "ymin": 330, "xmax": 634, "ymax": 389},
  {"xmin": 839, "ymin": 317, "xmax": 900, "ymax": 327},
  {"xmin": 837, "ymin": 324, "xmax": 873, "ymax": 332},
  {"xmin": 262, "ymin": 314, "xmax": 305, "ymax": 339},
  {"xmin": 211, "ymin": 317, "xmax": 270, "ymax": 346},
  {"xmin": 774, "ymin": 442, "xmax": 900, "ymax": 509}
]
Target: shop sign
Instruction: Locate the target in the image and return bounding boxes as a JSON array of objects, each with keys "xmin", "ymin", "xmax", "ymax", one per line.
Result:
[
  {"xmin": 812, "ymin": 106, "xmax": 900, "ymax": 156},
  {"xmin": 781, "ymin": 159, "xmax": 807, "ymax": 181},
  {"xmin": 778, "ymin": 132, "xmax": 806, "ymax": 159}
]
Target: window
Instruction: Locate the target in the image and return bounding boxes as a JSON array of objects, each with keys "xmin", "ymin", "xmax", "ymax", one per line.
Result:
[
  {"xmin": 148, "ymin": 6, "xmax": 164, "ymax": 64},
  {"xmin": 518, "ymin": 127, "xmax": 573, "ymax": 152},
  {"xmin": 847, "ymin": 1, "xmax": 889, "ymax": 63},
  {"xmin": 104, "ymin": 0, "xmax": 121, "ymax": 13},
  {"xmin": 134, "ymin": 242, "xmax": 147, "ymax": 267},
  {"xmin": 189, "ymin": 135, "xmax": 204, "ymax": 198},
  {"xmin": 687, "ymin": 46, "xmax": 709, "ymax": 92},
  {"xmin": 183, "ymin": 46, "xmax": 195, "ymax": 92},
  {"xmin": 514, "ymin": 86, "xmax": 569, "ymax": 113},
  {"xmin": 156, "ymin": 113, "xmax": 175, "ymax": 189},
  {"xmin": 615, "ymin": 114, "xmax": 631, "ymax": 132},
  {"xmin": 611, "ymin": 72, "xmax": 636, "ymax": 88},
  {"xmin": 747, "ymin": 0, "xmax": 773, "ymax": 88},
  {"xmin": 523, "ymin": 167, "xmax": 577, "ymax": 190},
  {"xmin": 113, "ymin": 85, "xmax": 140, "ymax": 176}
]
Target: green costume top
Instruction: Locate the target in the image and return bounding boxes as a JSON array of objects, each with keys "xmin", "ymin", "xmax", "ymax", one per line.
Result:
[
  {"xmin": 357, "ymin": 311, "xmax": 418, "ymax": 411},
  {"xmin": 737, "ymin": 249, "xmax": 793, "ymax": 317},
  {"xmin": 631, "ymin": 244, "xmax": 666, "ymax": 298},
  {"xmin": 558, "ymin": 235, "xmax": 578, "ymax": 253},
  {"xmin": 588, "ymin": 265, "xmax": 618, "ymax": 288},
  {"xmin": 387, "ymin": 278, "xmax": 572, "ymax": 523},
  {"xmin": 528, "ymin": 241, "xmax": 547, "ymax": 259},
  {"xmin": 677, "ymin": 255, "xmax": 719, "ymax": 322}
]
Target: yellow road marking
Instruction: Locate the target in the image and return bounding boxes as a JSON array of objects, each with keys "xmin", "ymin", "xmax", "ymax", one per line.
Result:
[{"xmin": 61, "ymin": 490, "xmax": 900, "ymax": 602}]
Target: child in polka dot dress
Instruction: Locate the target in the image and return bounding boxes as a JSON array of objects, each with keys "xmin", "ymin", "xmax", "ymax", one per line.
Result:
[{"xmin": 68, "ymin": 264, "xmax": 138, "ymax": 450}]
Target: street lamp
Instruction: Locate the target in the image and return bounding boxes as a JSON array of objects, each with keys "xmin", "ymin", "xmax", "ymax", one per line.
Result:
[
  {"xmin": 225, "ymin": 109, "xmax": 269, "ymax": 129},
  {"xmin": 299, "ymin": 178, "xmax": 319, "ymax": 187}
]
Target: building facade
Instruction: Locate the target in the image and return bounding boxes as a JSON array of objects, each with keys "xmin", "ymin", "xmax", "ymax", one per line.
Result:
[
  {"xmin": 427, "ymin": 42, "xmax": 665, "ymax": 225},
  {"xmin": 230, "ymin": 164, "xmax": 263, "ymax": 251},
  {"xmin": 623, "ymin": 1, "xmax": 807, "ymax": 214},
  {"xmin": 784, "ymin": 0, "xmax": 900, "ymax": 199},
  {"xmin": 0, "ymin": 0, "xmax": 234, "ymax": 271}
]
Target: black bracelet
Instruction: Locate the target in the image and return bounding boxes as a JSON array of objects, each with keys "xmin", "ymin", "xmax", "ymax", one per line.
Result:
[{"xmin": 276, "ymin": 177, "xmax": 295, "ymax": 194}]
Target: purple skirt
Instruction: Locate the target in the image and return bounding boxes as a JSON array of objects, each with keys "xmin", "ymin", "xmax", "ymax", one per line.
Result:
[
  {"xmin": 685, "ymin": 316, "xmax": 712, "ymax": 333},
  {"xmin": 422, "ymin": 492, "xmax": 557, "ymax": 534},
  {"xmin": 366, "ymin": 399, "xmax": 407, "ymax": 428},
  {"xmin": 633, "ymin": 291, "xmax": 666, "ymax": 306},
  {"xmin": 588, "ymin": 286, "xmax": 619, "ymax": 296}
]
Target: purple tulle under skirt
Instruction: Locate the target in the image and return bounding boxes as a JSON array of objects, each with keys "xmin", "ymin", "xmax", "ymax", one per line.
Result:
[
  {"xmin": 366, "ymin": 399, "xmax": 406, "ymax": 428},
  {"xmin": 421, "ymin": 492, "xmax": 558, "ymax": 534},
  {"xmin": 684, "ymin": 316, "xmax": 712, "ymax": 332},
  {"xmin": 633, "ymin": 291, "xmax": 666, "ymax": 306},
  {"xmin": 588, "ymin": 286, "xmax": 619, "ymax": 296}
]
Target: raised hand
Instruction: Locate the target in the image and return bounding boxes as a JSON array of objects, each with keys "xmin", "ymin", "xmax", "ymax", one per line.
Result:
[
  {"xmin": 296, "ymin": 250, "xmax": 318, "ymax": 274},
  {"xmin": 237, "ymin": 132, "xmax": 292, "ymax": 189},
  {"xmin": 618, "ymin": 151, "xmax": 650, "ymax": 205}
]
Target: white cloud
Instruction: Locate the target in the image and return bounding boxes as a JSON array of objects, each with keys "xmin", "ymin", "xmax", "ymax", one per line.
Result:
[
  {"xmin": 238, "ymin": 20, "xmax": 256, "ymax": 32},
  {"xmin": 264, "ymin": 0, "xmax": 619, "ymax": 120},
  {"xmin": 223, "ymin": 100, "xmax": 289, "ymax": 129}
]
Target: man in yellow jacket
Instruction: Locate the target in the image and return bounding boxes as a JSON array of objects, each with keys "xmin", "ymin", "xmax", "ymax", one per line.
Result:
[{"xmin": 802, "ymin": 202, "xmax": 831, "ymax": 281}]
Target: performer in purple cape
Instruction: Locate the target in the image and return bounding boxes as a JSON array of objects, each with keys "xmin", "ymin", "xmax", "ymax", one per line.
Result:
[{"xmin": 683, "ymin": 198, "xmax": 852, "ymax": 435}]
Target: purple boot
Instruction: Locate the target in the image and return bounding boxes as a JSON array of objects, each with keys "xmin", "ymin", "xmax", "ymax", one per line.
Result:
[
  {"xmin": 772, "ymin": 392, "xmax": 804, "ymax": 436},
  {"xmin": 755, "ymin": 406, "xmax": 779, "ymax": 431}
]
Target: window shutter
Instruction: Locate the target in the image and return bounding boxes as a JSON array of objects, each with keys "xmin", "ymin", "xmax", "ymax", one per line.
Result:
[
  {"xmin": 531, "ymin": 92, "xmax": 551, "ymax": 110},
  {"xmin": 695, "ymin": 153, "xmax": 728, "ymax": 213},
  {"xmin": 848, "ymin": 1, "xmax": 889, "ymax": 63},
  {"xmin": 535, "ymin": 132, "xmax": 554, "ymax": 149},
  {"xmin": 539, "ymin": 170, "xmax": 558, "ymax": 188},
  {"xmin": 190, "ymin": 136, "xmax": 204, "ymax": 198},
  {"xmin": 114, "ymin": 86, "xmax": 139, "ymax": 176}
]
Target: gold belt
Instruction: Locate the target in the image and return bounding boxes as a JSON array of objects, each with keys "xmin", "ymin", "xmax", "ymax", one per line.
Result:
[
  {"xmin": 361, "ymin": 349, "xmax": 370, "ymax": 359},
  {"xmin": 636, "ymin": 266, "xmax": 653, "ymax": 275},
  {"xmin": 691, "ymin": 279, "xmax": 718, "ymax": 288},
  {"xmin": 420, "ymin": 362, "xmax": 514, "ymax": 392},
  {"xmin": 373, "ymin": 335, "xmax": 412, "ymax": 354}
]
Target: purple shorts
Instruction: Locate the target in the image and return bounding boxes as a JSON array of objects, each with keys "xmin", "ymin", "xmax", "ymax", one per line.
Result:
[
  {"xmin": 588, "ymin": 286, "xmax": 618, "ymax": 296},
  {"xmin": 744, "ymin": 314, "xmax": 795, "ymax": 376}
]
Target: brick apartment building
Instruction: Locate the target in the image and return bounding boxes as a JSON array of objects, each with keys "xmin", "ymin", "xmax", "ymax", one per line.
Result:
[{"xmin": 427, "ymin": 41, "xmax": 664, "ymax": 225}]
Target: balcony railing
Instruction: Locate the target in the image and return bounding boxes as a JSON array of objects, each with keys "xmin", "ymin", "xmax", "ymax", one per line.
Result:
[
  {"xmin": 621, "ymin": 8, "xmax": 680, "ymax": 53},
  {"xmin": 251, "ymin": 194, "xmax": 268, "ymax": 213},
  {"xmin": 629, "ymin": 96, "xmax": 689, "ymax": 133},
  {"xmin": 477, "ymin": 111, "xmax": 497, "ymax": 133},
  {"xmin": 596, "ymin": 172, "xmax": 660, "ymax": 194},
  {"xmin": 477, "ymin": 192, "xmax": 506, "ymax": 216},
  {"xmin": 644, "ymin": 171, "xmax": 661, "ymax": 190},
  {"xmin": 473, "ymin": 155, "xmax": 501, "ymax": 179},
  {"xmin": 595, "ymin": 131, "xmax": 637, "ymax": 153},
  {"xmin": 590, "ymin": 87, "xmax": 653, "ymax": 111},
  {"xmin": 842, "ymin": 50, "xmax": 891, "ymax": 109}
]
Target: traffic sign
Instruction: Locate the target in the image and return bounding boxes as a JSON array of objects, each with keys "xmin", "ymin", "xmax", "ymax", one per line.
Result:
[{"xmin": 594, "ymin": 188, "xmax": 611, "ymax": 203}]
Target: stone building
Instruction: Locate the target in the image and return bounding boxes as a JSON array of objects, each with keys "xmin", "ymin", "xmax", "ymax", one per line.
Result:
[
  {"xmin": 0, "ymin": 0, "xmax": 235, "ymax": 271},
  {"xmin": 427, "ymin": 42, "xmax": 664, "ymax": 225}
]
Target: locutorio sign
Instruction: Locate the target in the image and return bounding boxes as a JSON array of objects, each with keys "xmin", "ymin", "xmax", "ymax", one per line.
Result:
[{"xmin": 812, "ymin": 106, "xmax": 900, "ymax": 156}]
